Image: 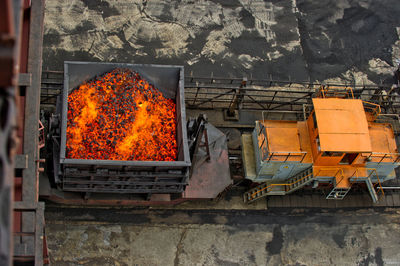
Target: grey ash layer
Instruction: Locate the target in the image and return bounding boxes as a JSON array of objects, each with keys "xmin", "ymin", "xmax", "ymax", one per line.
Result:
[{"xmin": 43, "ymin": 0, "xmax": 400, "ymax": 83}]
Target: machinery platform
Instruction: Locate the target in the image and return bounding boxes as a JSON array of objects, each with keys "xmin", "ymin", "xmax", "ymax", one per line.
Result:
[
  {"xmin": 183, "ymin": 123, "xmax": 232, "ymax": 199},
  {"xmin": 241, "ymin": 133, "xmax": 256, "ymax": 180}
]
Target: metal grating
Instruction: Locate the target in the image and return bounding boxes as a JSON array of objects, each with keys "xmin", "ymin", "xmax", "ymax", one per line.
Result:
[{"xmin": 326, "ymin": 187, "xmax": 351, "ymax": 200}]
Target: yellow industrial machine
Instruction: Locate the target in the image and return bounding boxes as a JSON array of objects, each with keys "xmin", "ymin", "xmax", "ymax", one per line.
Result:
[{"xmin": 242, "ymin": 87, "xmax": 400, "ymax": 203}]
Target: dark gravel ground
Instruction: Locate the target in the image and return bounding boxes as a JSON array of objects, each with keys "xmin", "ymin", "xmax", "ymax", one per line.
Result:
[{"xmin": 42, "ymin": 0, "xmax": 400, "ymax": 83}]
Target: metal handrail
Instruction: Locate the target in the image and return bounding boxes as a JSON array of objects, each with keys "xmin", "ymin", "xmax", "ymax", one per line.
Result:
[
  {"xmin": 362, "ymin": 100, "xmax": 381, "ymax": 119},
  {"xmin": 367, "ymin": 168, "xmax": 384, "ymax": 198},
  {"xmin": 38, "ymin": 120, "xmax": 45, "ymax": 149},
  {"xmin": 367, "ymin": 168, "xmax": 385, "ymax": 199},
  {"xmin": 349, "ymin": 168, "xmax": 385, "ymax": 199},
  {"xmin": 317, "ymin": 86, "xmax": 354, "ymax": 99},
  {"xmin": 249, "ymin": 172, "xmax": 313, "ymax": 200},
  {"xmin": 255, "ymin": 120, "xmax": 307, "ymax": 163},
  {"xmin": 265, "ymin": 151, "xmax": 307, "ymax": 163},
  {"xmin": 349, "ymin": 168, "xmax": 360, "ymax": 183},
  {"xmin": 183, "ymin": 74, "xmax": 398, "ymax": 91},
  {"xmin": 256, "ymin": 122, "xmax": 268, "ymax": 162},
  {"xmin": 262, "ymin": 110, "xmax": 269, "ymax": 122},
  {"xmin": 376, "ymin": 114, "xmax": 400, "ymax": 134},
  {"xmin": 316, "ymin": 167, "xmax": 346, "ymax": 187},
  {"xmin": 376, "ymin": 113, "xmax": 400, "ymax": 121},
  {"xmin": 363, "ymin": 152, "xmax": 400, "ymax": 164}
]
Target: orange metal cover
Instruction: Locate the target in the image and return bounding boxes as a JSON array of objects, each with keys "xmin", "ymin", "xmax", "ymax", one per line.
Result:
[
  {"xmin": 262, "ymin": 120, "xmax": 301, "ymax": 152},
  {"xmin": 313, "ymin": 98, "xmax": 372, "ymax": 152},
  {"xmin": 369, "ymin": 123, "xmax": 398, "ymax": 154}
]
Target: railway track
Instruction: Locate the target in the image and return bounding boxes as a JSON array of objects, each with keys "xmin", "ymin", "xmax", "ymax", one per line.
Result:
[
  {"xmin": 39, "ymin": 70, "xmax": 400, "ymax": 209},
  {"xmin": 44, "ymin": 203, "xmax": 400, "ymax": 225}
]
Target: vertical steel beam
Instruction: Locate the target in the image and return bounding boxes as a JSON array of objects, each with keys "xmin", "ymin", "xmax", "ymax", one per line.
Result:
[
  {"xmin": 20, "ymin": 0, "xmax": 45, "ymax": 265},
  {"xmin": 22, "ymin": 0, "xmax": 44, "ymax": 203},
  {"xmin": 0, "ymin": 0, "xmax": 25, "ymax": 265},
  {"xmin": 34, "ymin": 203, "xmax": 44, "ymax": 265}
]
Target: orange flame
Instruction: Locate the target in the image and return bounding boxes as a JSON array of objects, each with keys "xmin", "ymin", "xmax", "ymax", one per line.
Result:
[{"xmin": 66, "ymin": 68, "xmax": 177, "ymax": 161}]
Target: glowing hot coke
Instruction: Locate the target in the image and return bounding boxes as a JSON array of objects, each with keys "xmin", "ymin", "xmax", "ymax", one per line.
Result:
[{"xmin": 66, "ymin": 68, "xmax": 177, "ymax": 161}]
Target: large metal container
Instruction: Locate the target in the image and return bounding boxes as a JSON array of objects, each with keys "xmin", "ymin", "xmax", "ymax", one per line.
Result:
[{"xmin": 53, "ymin": 61, "xmax": 190, "ymax": 195}]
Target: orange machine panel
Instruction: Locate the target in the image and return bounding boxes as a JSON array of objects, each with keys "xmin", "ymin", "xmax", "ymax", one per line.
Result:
[
  {"xmin": 262, "ymin": 120, "xmax": 301, "ymax": 153},
  {"xmin": 297, "ymin": 121, "xmax": 313, "ymax": 163},
  {"xmin": 313, "ymin": 98, "xmax": 372, "ymax": 153},
  {"xmin": 369, "ymin": 123, "xmax": 398, "ymax": 154},
  {"xmin": 368, "ymin": 122, "xmax": 399, "ymax": 163},
  {"xmin": 261, "ymin": 120, "xmax": 306, "ymax": 162}
]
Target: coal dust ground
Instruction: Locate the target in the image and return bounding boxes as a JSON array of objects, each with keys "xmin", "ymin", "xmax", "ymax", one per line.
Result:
[{"xmin": 43, "ymin": 0, "xmax": 400, "ymax": 84}]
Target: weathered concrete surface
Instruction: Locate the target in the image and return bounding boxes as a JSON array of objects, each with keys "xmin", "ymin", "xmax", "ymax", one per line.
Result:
[
  {"xmin": 46, "ymin": 208, "xmax": 400, "ymax": 265},
  {"xmin": 43, "ymin": 0, "xmax": 400, "ymax": 83}
]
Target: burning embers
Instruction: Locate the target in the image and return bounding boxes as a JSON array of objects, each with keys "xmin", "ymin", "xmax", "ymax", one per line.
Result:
[{"xmin": 66, "ymin": 68, "xmax": 177, "ymax": 161}]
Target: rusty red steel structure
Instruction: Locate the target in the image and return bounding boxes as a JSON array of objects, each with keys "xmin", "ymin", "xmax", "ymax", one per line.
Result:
[
  {"xmin": 0, "ymin": 0, "xmax": 18, "ymax": 265},
  {"xmin": 4, "ymin": 0, "xmax": 48, "ymax": 265},
  {"xmin": 1, "ymin": 0, "xmax": 48, "ymax": 265}
]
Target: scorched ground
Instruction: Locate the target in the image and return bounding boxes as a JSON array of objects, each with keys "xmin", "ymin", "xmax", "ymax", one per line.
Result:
[{"xmin": 66, "ymin": 68, "xmax": 177, "ymax": 161}]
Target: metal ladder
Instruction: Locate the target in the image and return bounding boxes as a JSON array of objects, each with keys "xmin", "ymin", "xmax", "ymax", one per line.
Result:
[
  {"xmin": 366, "ymin": 169, "xmax": 384, "ymax": 203},
  {"xmin": 326, "ymin": 170, "xmax": 351, "ymax": 200},
  {"xmin": 285, "ymin": 167, "xmax": 314, "ymax": 194},
  {"xmin": 243, "ymin": 167, "xmax": 313, "ymax": 203},
  {"xmin": 349, "ymin": 168, "xmax": 384, "ymax": 203},
  {"xmin": 365, "ymin": 178, "xmax": 379, "ymax": 203},
  {"xmin": 326, "ymin": 187, "xmax": 351, "ymax": 200}
]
